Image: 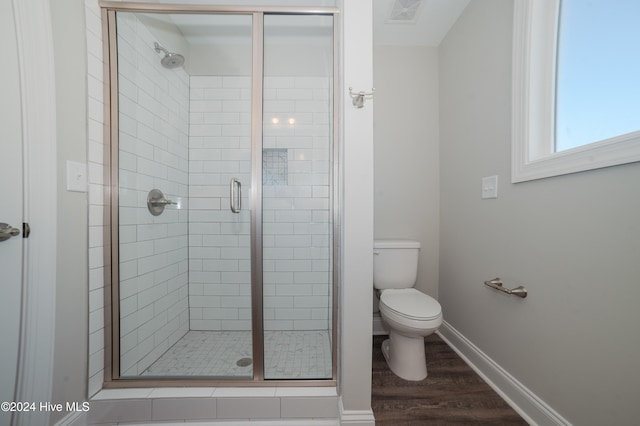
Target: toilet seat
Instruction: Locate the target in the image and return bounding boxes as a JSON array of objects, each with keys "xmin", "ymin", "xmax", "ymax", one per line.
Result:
[{"xmin": 380, "ymin": 288, "xmax": 442, "ymax": 321}]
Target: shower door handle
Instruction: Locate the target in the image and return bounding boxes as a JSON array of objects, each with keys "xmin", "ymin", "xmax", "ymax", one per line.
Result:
[{"xmin": 230, "ymin": 178, "xmax": 241, "ymax": 213}]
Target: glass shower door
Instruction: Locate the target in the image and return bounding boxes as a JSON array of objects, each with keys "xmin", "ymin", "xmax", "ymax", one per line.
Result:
[
  {"xmin": 116, "ymin": 11, "xmax": 254, "ymax": 379},
  {"xmin": 107, "ymin": 5, "xmax": 337, "ymax": 384},
  {"xmin": 261, "ymin": 14, "xmax": 335, "ymax": 379},
  {"xmin": 185, "ymin": 12, "xmax": 254, "ymax": 378}
]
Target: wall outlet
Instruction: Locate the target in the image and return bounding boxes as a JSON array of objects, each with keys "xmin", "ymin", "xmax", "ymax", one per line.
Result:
[
  {"xmin": 482, "ymin": 175, "xmax": 498, "ymax": 199},
  {"xmin": 67, "ymin": 160, "xmax": 87, "ymax": 192}
]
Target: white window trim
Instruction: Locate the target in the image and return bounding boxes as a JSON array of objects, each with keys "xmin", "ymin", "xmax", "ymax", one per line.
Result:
[{"xmin": 512, "ymin": 0, "xmax": 640, "ymax": 183}]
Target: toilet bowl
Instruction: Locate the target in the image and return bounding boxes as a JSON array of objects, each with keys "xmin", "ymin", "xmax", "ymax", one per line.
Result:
[
  {"xmin": 374, "ymin": 239, "xmax": 442, "ymax": 381},
  {"xmin": 378, "ymin": 288, "xmax": 442, "ymax": 380}
]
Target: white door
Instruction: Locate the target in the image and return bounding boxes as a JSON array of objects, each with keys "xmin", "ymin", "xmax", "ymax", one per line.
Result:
[{"xmin": 0, "ymin": 2, "xmax": 24, "ymax": 425}]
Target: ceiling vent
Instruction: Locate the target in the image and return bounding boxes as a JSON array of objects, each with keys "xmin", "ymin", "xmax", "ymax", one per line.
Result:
[{"xmin": 387, "ymin": 0, "xmax": 423, "ymax": 23}]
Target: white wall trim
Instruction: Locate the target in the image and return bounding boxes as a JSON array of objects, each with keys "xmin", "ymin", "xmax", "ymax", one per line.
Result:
[
  {"xmin": 338, "ymin": 397, "xmax": 375, "ymax": 426},
  {"xmin": 511, "ymin": 0, "xmax": 640, "ymax": 183},
  {"xmin": 12, "ymin": 0, "xmax": 58, "ymax": 425},
  {"xmin": 437, "ymin": 322, "xmax": 570, "ymax": 426}
]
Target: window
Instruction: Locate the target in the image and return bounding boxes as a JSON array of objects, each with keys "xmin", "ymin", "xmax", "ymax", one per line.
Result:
[{"xmin": 512, "ymin": 0, "xmax": 640, "ymax": 182}]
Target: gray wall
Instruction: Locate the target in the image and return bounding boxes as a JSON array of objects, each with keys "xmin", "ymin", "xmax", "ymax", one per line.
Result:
[
  {"xmin": 50, "ymin": 0, "xmax": 89, "ymax": 423},
  {"xmin": 439, "ymin": 1, "xmax": 640, "ymax": 424},
  {"xmin": 373, "ymin": 45, "xmax": 440, "ymax": 299}
]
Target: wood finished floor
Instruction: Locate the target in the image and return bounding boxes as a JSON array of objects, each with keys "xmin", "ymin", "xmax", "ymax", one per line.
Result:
[{"xmin": 372, "ymin": 334, "xmax": 528, "ymax": 425}]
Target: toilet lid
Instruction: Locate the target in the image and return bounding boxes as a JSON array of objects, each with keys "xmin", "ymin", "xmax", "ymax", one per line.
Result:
[{"xmin": 380, "ymin": 288, "xmax": 442, "ymax": 320}]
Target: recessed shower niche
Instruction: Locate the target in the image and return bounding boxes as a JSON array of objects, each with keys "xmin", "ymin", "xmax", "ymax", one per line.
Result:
[{"xmin": 101, "ymin": 3, "xmax": 338, "ymax": 384}]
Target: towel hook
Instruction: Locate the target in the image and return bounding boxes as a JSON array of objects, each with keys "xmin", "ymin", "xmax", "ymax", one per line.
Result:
[{"xmin": 348, "ymin": 87, "xmax": 375, "ymax": 108}]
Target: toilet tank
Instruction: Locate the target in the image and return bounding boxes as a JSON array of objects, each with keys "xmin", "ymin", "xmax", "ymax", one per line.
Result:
[{"xmin": 373, "ymin": 239, "xmax": 420, "ymax": 289}]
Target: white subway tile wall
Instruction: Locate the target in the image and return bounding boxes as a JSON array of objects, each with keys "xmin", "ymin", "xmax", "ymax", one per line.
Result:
[
  {"xmin": 117, "ymin": 13, "xmax": 191, "ymax": 376},
  {"xmin": 263, "ymin": 75, "xmax": 333, "ymax": 332},
  {"xmin": 188, "ymin": 75, "xmax": 332, "ymax": 332},
  {"xmin": 188, "ymin": 75, "xmax": 253, "ymax": 332},
  {"xmin": 85, "ymin": 0, "xmax": 106, "ymax": 397}
]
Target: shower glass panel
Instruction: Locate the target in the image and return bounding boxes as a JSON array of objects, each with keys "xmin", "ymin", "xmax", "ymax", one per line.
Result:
[
  {"xmin": 262, "ymin": 14, "xmax": 334, "ymax": 380},
  {"xmin": 107, "ymin": 4, "xmax": 337, "ymax": 384},
  {"xmin": 116, "ymin": 11, "xmax": 254, "ymax": 379}
]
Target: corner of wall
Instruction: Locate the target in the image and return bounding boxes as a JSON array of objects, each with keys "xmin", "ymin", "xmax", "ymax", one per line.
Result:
[{"xmin": 339, "ymin": 0, "xmax": 375, "ymax": 414}]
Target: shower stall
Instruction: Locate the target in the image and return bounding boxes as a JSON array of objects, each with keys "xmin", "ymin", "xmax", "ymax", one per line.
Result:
[{"xmin": 101, "ymin": 2, "xmax": 338, "ymax": 384}]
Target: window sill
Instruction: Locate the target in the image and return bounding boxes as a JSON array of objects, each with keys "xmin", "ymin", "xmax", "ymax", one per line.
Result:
[{"xmin": 512, "ymin": 131, "xmax": 640, "ymax": 183}]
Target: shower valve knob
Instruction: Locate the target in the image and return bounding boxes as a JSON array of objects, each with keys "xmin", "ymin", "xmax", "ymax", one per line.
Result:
[{"xmin": 147, "ymin": 189, "xmax": 176, "ymax": 216}]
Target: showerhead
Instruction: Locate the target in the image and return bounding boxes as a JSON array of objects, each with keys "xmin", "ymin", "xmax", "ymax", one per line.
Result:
[
  {"xmin": 154, "ymin": 42, "xmax": 185, "ymax": 69},
  {"xmin": 161, "ymin": 52, "xmax": 185, "ymax": 69}
]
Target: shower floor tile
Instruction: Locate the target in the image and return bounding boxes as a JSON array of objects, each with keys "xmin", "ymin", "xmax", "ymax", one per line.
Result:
[{"xmin": 142, "ymin": 330, "xmax": 332, "ymax": 379}]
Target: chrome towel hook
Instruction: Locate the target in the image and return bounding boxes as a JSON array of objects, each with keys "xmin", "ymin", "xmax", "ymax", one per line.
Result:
[{"xmin": 348, "ymin": 87, "xmax": 375, "ymax": 108}]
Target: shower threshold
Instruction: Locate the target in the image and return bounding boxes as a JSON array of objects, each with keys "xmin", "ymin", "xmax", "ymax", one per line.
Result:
[{"xmin": 141, "ymin": 330, "xmax": 331, "ymax": 379}]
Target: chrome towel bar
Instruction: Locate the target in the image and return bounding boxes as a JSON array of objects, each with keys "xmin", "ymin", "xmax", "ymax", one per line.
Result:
[{"xmin": 484, "ymin": 278, "xmax": 527, "ymax": 298}]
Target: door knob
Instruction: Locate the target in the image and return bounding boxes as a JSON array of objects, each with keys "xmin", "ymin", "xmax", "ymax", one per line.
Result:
[{"xmin": 0, "ymin": 223, "xmax": 21, "ymax": 242}]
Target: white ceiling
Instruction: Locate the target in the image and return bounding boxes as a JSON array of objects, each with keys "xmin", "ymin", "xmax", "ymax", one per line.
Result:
[
  {"xmin": 373, "ymin": 0, "xmax": 470, "ymax": 46},
  {"xmin": 144, "ymin": 0, "xmax": 469, "ymax": 47}
]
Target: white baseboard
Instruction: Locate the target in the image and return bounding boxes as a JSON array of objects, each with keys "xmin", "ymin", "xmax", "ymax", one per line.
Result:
[
  {"xmin": 437, "ymin": 321, "xmax": 570, "ymax": 426},
  {"xmin": 338, "ymin": 398, "xmax": 375, "ymax": 426}
]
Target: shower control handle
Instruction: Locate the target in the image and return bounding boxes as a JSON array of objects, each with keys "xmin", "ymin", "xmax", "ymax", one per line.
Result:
[
  {"xmin": 147, "ymin": 189, "xmax": 176, "ymax": 216},
  {"xmin": 230, "ymin": 178, "xmax": 241, "ymax": 213}
]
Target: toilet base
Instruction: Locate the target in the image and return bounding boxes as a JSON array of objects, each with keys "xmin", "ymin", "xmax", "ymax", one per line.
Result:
[{"xmin": 381, "ymin": 332, "xmax": 428, "ymax": 381}]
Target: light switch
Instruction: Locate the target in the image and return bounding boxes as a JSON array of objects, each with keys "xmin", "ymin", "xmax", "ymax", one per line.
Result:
[
  {"xmin": 482, "ymin": 175, "xmax": 498, "ymax": 199},
  {"xmin": 67, "ymin": 160, "xmax": 87, "ymax": 192}
]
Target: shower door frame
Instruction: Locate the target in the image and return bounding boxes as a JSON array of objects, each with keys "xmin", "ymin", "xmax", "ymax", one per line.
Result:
[{"xmin": 100, "ymin": 1, "xmax": 340, "ymax": 388}]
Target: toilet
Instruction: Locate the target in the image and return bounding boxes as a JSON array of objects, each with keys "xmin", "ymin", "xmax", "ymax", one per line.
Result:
[{"xmin": 374, "ymin": 239, "xmax": 442, "ymax": 381}]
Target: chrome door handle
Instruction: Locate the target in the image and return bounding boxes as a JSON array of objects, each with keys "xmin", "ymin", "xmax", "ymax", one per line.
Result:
[
  {"xmin": 230, "ymin": 178, "xmax": 241, "ymax": 213},
  {"xmin": 0, "ymin": 223, "xmax": 21, "ymax": 242}
]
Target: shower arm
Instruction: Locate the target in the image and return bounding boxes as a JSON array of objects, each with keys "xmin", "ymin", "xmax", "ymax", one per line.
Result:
[{"xmin": 154, "ymin": 42, "xmax": 169, "ymax": 55}]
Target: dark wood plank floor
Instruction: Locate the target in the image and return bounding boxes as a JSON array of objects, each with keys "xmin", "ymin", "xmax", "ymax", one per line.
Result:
[{"xmin": 372, "ymin": 334, "xmax": 528, "ymax": 425}]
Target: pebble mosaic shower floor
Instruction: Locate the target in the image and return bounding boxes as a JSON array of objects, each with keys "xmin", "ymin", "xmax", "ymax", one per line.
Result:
[{"xmin": 142, "ymin": 330, "xmax": 332, "ymax": 379}]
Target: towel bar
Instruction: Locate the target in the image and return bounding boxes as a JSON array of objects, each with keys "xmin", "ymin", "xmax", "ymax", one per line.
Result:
[{"xmin": 484, "ymin": 278, "xmax": 527, "ymax": 298}]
